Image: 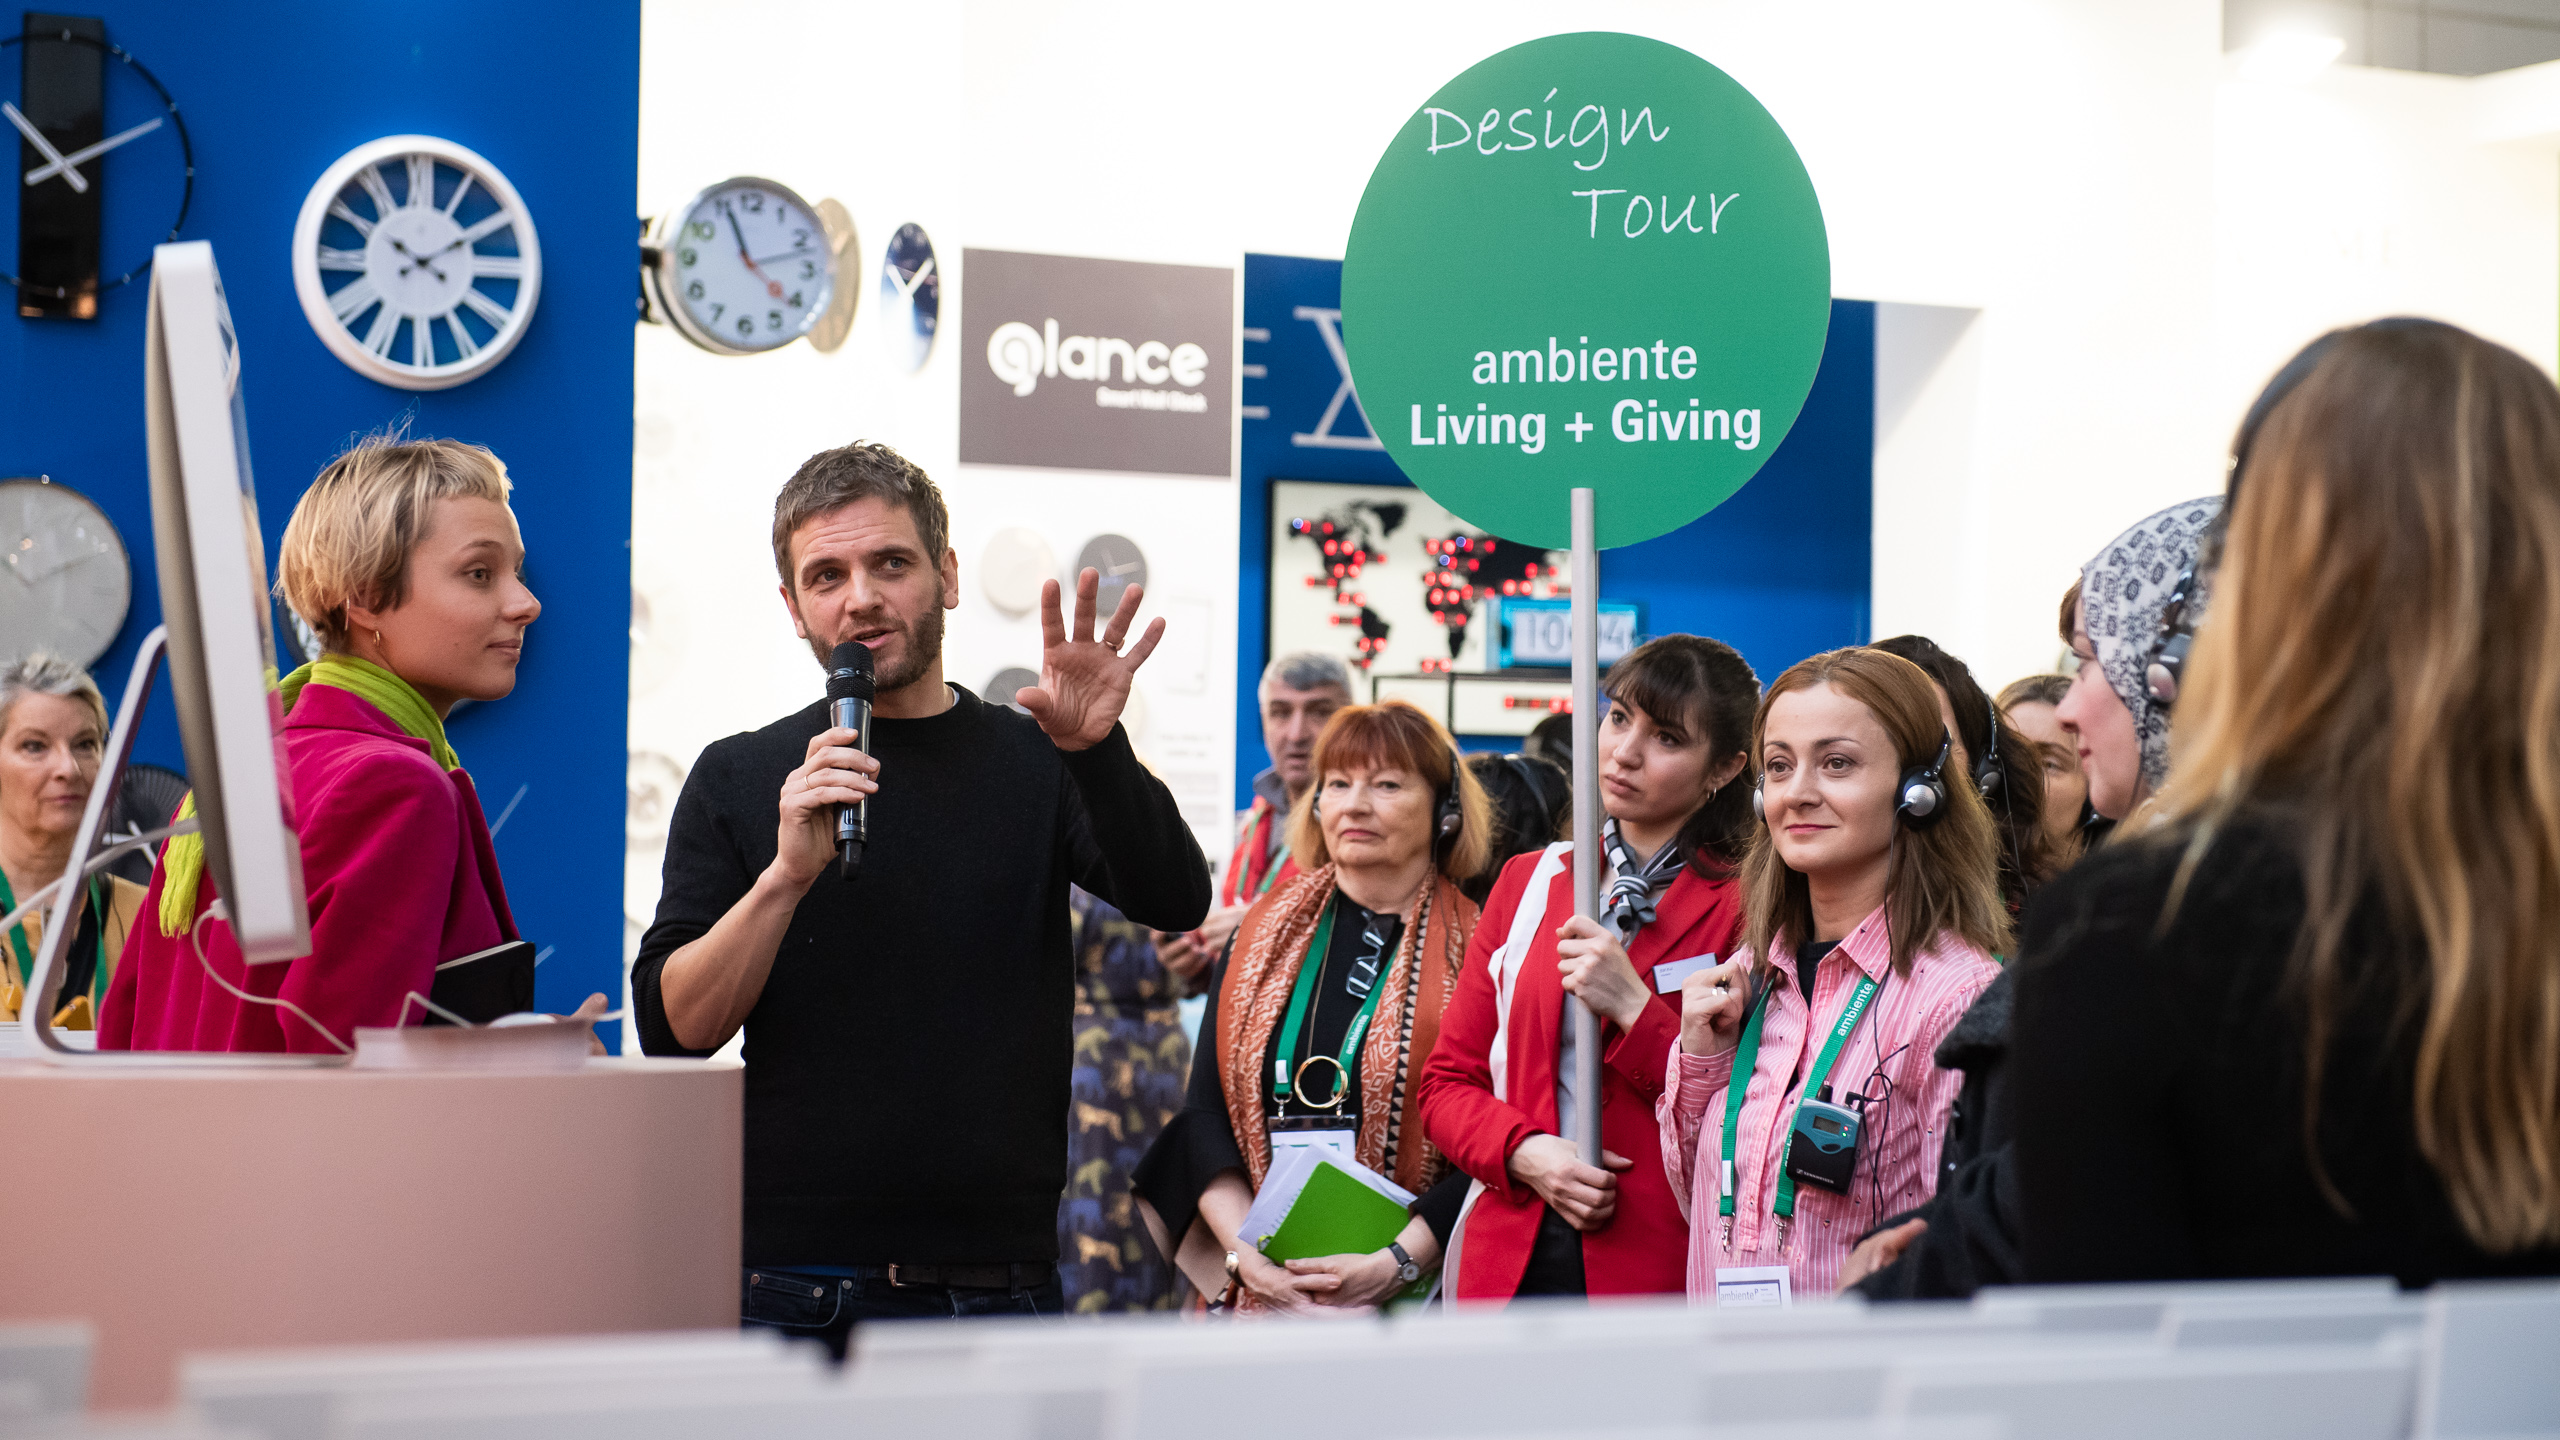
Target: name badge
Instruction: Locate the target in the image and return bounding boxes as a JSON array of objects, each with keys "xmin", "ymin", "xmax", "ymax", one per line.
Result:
[
  {"xmin": 1269, "ymin": 1127, "xmax": 1358, "ymax": 1166},
  {"xmin": 1714, "ymin": 1264, "xmax": 1792, "ymax": 1308},
  {"xmin": 1652, "ymin": 953, "xmax": 1718, "ymax": 994}
]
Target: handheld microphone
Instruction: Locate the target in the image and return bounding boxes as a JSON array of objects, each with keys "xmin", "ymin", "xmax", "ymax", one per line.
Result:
[{"xmin": 825, "ymin": 641, "xmax": 874, "ymax": 880}]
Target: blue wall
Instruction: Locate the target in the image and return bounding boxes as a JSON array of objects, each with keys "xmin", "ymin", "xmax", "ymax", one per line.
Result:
[
  {"xmin": 1237, "ymin": 253, "xmax": 1872, "ymax": 801},
  {"xmin": 0, "ymin": 3, "xmax": 639, "ymax": 1037}
]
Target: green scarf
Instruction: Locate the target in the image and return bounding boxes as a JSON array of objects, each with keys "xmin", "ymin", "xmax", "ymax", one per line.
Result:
[{"xmin": 156, "ymin": 655, "xmax": 459, "ymax": 937}]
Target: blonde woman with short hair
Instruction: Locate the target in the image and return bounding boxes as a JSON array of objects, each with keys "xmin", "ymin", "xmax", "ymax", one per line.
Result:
[
  {"xmin": 102, "ymin": 434, "xmax": 552, "ymax": 1054},
  {"xmin": 0, "ymin": 653, "xmax": 145, "ymax": 1029}
]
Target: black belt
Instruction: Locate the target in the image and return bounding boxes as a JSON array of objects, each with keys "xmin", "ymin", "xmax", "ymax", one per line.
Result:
[{"xmin": 881, "ymin": 1261, "xmax": 1053, "ymax": 1290}]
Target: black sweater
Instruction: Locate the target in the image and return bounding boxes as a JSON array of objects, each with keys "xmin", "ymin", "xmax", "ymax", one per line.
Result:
[
  {"xmin": 2011, "ymin": 813, "xmax": 2560, "ymax": 1287},
  {"xmin": 632, "ymin": 687, "xmax": 1210, "ymax": 1267},
  {"xmin": 1851, "ymin": 968, "xmax": 2021, "ymax": 1300}
]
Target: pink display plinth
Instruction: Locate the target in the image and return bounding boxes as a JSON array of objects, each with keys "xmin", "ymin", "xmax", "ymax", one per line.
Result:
[{"xmin": 0, "ymin": 1057, "xmax": 741, "ymax": 1409}]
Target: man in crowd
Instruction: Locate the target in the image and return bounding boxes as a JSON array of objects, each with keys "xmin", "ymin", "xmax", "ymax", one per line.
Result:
[
  {"xmin": 1151, "ymin": 651, "xmax": 1350, "ymax": 982},
  {"xmin": 633, "ymin": 442, "xmax": 1210, "ymax": 1349}
]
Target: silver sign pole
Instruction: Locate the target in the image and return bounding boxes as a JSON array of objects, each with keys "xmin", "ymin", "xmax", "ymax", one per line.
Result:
[{"xmin": 1570, "ymin": 487, "xmax": 1602, "ymax": 1158}]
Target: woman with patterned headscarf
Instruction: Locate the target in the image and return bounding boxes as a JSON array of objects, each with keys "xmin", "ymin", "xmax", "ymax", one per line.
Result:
[
  {"xmin": 1134, "ymin": 700, "xmax": 1491, "ymax": 1313},
  {"xmin": 2056, "ymin": 496, "xmax": 2224, "ymax": 824}
]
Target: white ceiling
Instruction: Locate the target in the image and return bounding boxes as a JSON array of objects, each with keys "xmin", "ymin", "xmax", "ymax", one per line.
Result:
[{"xmin": 2227, "ymin": 0, "xmax": 2560, "ymax": 74}]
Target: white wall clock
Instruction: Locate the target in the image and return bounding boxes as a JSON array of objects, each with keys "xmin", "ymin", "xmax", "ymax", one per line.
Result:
[
  {"xmin": 291, "ymin": 135, "xmax": 541, "ymax": 391},
  {"xmin": 642, "ymin": 177, "xmax": 836, "ymax": 356},
  {"xmin": 979, "ymin": 526, "xmax": 1054, "ymax": 617},
  {"xmin": 0, "ymin": 476, "xmax": 131, "ymax": 670}
]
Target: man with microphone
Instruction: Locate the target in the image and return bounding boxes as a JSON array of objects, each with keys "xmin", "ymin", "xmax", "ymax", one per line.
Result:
[{"xmin": 633, "ymin": 442, "xmax": 1209, "ymax": 1347}]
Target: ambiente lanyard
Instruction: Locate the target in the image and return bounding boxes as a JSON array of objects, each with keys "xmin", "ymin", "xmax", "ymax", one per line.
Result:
[
  {"xmin": 0, "ymin": 867, "xmax": 108, "ymax": 1003},
  {"xmin": 1253, "ymin": 808, "xmax": 1285, "ymax": 897},
  {"xmin": 1269, "ymin": 902, "xmax": 1390, "ymax": 1108},
  {"xmin": 1717, "ymin": 966, "xmax": 1883, "ymax": 1232}
]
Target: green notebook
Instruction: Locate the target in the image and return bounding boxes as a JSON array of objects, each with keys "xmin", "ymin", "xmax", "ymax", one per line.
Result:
[{"xmin": 1257, "ymin": 1159, "xmax": 1417, "ymax": 1262}]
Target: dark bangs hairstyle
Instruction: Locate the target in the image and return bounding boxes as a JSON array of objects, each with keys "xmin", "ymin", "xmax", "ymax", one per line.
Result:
[
  {"xmin": 1742, "ymin": 647, "xmax": 2012, "ymax": 974},
  {"xmin": 1871, "ymin": 633, "xmax": 2062, "ymax": 905},
  {"xmin": 1601, "ymin": 634, "xmax": 1759, "ymax": 878}
]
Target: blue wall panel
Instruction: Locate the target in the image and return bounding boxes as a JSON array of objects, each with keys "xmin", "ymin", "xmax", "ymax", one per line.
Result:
[
  {"xmin": 0, "ymin": 3, "xmax": 639, "ymax": 1038},
  {"xmin": 1238, "ymin": 253, "xmax": 1871, "ymax": 803}
]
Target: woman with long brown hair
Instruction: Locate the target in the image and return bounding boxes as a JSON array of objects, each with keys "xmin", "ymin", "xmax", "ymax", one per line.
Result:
[
  {"xmin": 2013, "ymin": 318, "xmax": 2560, "ymax": 1281},
  {"xmin": 1135, "ymin": 700, "xmax": 1491, "ymax": 1311},
  {"xmin": 1664, "ymin": 647, "xmax": 2005, "ymax": 1300}
]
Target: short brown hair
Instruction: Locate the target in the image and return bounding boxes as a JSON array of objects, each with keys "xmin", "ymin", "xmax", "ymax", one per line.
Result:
[
  {"xmin": 1741, "ymin": 647, "xmax": 2011, "ymax": 974},
  {"xmin": 276, "ymin": 434, "xmax": 513, "ymax": 651},
  {"xmin": 1287, "ymin": 700, "xmax": 1493, "ymax": 880},
  {"xmin": 2058, "ymin": 577, "xmax": 2083, "ymax": 645},
  {"xmin": 772, "ymin": 442, "xmax": 950, "ymax": 587},
  {"xmin": 1998, "ymin": 674, "xmax": 2073, "ymax": 710}
]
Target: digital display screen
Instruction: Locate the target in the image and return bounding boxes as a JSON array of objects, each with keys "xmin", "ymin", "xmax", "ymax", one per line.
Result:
[{"xmin": 1809, "ymin": 1113, "xmax": 1848, "ymax": 1137}]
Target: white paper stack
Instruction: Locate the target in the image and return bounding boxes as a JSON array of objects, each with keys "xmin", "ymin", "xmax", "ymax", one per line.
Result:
[{"xmin": 1232, "ymin": 1145, "xmax": 1414, "ymax": 1252}]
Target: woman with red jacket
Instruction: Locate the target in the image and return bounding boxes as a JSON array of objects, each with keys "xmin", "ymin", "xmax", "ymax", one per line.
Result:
[{"xmin": 1419, "ymin": 636, "xmax": 1756, "ymax": 1300}]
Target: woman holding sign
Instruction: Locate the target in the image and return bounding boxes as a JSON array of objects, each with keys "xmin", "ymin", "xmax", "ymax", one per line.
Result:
[
  {"xmin": 1419, "ymin": 636, "xmax": 1756, "ymax": 1301},
  {"xmin": 1134, "ymin": 701, "xmax": 1491, "ymax": 1312},
  {"xmin": 1663, "ymin": 648, "xmax": 2003, "ymax": 1303}
]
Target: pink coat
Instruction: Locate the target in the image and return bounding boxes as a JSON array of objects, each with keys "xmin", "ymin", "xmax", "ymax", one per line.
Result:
[{"xmin": 100, "ymin": 684, "xmax": 518, "ymax": 1055}]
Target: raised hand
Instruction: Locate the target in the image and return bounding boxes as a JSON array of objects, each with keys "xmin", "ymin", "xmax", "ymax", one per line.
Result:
[{"xmin": 1016, "ymin": 568, "xmax": 1165, "ymax": 752}]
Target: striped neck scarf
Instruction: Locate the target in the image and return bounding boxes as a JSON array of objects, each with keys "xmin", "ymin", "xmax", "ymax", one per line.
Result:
[{"xmin": 1599, "ymin": 816, "xmax": 1683, "ymax": 944}]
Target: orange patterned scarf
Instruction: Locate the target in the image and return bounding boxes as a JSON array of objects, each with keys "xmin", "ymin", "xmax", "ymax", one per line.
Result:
[{"xmin": 1216, "ymin": 864, "xmax": 1476, "ymax": 1196}]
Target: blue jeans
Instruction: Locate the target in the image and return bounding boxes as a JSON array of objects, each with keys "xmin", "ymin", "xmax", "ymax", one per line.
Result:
[{"xmin": 741, "ymin": 1266, "xmax": 1063, "ymax": 1361}]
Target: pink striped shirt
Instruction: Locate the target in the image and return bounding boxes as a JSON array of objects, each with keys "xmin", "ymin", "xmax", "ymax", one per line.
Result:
[{"xmin": 1658, "ymin": 904, "xmax": 1998, "ymax": 1300}]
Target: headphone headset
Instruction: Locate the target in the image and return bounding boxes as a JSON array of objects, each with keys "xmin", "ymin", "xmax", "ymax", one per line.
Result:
[
  {"xmin": 2142, "ymin": 563, "xmax": 2198, "ymax": 709},
  {"xmin": 1973, "ymin": 692, "xmax": 2005, "ymax": 801},
  {"xmin": 1749, "ymin": 730, "xmax": 1954, "ymax": 828},
  {"xmin": 1897, "ymin": 731, "xmax": 1953, "ymax": 828}
]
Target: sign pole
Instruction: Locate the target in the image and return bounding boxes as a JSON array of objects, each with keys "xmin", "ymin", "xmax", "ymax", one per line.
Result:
[{"xmin": 1569, "ymin": 487, "xmax": 1603, "ymax": 1159}]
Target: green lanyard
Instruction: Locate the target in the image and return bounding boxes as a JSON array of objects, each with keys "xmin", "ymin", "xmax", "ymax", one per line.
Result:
[
  {"xmin": 0, "ymin": 866, "xmax": 109, "ymax": 1006},
  {"xmin": 1717, "ymin": 967, "xmax": 1883, "ymax": 1223},
  {"xmin": 1269, "ymin": 902, "xmax": 1390, "ymax": 1109}
]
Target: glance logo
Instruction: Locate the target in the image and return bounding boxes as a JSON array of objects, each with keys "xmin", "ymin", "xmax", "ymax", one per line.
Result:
[{"xmin": 987, "ymin": 318, "xmax": 1211, "ymax": 405}]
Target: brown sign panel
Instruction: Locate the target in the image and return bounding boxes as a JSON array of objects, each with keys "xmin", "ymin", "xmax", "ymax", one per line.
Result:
[{"xmin": 959, "ymin": 248, "xmax": 1234, "ymax": 478}]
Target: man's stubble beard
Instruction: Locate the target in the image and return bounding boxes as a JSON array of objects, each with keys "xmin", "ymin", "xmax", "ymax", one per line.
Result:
[{"xmin": 803, "ymin": 577, "xmax": 947, "ymax": 695}]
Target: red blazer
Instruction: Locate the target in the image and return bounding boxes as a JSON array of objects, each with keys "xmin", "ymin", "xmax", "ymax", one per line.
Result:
[
  {"xmin": 1419, "ymin": 844, "xmax": 1743, "ymax": 1300},
  {"xmin": 101, "ymin": 684, "xmax": 519, "ymax": 1054}
]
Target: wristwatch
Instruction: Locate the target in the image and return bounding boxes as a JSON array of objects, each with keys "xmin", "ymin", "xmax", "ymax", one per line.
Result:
[{"xmin": 1387, "ymin": 1240, "xmax": 1420, "ymax": 1285}]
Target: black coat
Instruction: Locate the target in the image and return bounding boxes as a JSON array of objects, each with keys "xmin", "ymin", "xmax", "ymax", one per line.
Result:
[{"xmin": 1849, "ymin": 968, "xmax": 2021, "ymax": 1300}]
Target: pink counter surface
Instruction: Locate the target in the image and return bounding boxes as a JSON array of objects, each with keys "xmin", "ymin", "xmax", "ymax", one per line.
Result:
[{"xmin": 0, "ymin": 1057, "xmax": 741, "ymax": 1409}]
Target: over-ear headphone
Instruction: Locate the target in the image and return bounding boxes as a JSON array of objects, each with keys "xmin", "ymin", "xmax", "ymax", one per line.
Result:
[
  {"xmin": 1974, "ymin": 693, "xmax": 2005, "ymax": 800},
  {"xmin": 2143, "ymin": 562, "xmax": 2197, "ymax": 709},
  {"xmin": 1434, "ymin": 746, "xmax": 1465, "ymax": 847},
  {"xmin": 1897, "ymin": 731, "xmax": 1953, "ymax": 828}
]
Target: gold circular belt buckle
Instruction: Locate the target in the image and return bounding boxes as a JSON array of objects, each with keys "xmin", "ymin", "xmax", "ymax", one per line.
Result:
[{"xmin": 1294, "ymin": 1055, "xmax": 1349, "ymax": 1111}]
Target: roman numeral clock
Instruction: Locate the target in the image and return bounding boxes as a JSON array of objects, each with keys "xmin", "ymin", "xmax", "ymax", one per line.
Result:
[{"xmin": 290, "ymin": 135, "xmax": 540, "ymax": 390}]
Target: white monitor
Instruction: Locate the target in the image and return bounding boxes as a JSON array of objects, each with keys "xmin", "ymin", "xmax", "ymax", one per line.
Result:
[{"xmin": 142, "ymin": 240, "xmax": 310, "ymax": 962}]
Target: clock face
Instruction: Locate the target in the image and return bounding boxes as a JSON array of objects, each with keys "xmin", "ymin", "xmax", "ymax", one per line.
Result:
[
  {"xmin": 291, "ymin": 135, "xmax": 542, "ymax": 391},
  {"xmin": 879, "ymin": 222, "xmax": 939, "ymax": 371},
  {"xmin": 650, "ymin": 178, "xmax": 834, "ymax": 356},
  {"xmin": 1075, "ymin": 534, "xmax": 1148, "ymax": 615},
  {"xmin": 0, "ymin": 478, "xmax": 131, "ymax": 670}
]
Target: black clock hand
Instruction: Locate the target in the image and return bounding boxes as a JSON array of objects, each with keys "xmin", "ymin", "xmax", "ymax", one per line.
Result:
[
  {"xmin": 387, "ymin": 236, "xmax": 447, "ymax": 283},
  {"xmin": 724, "ymin": 203, "xmax": 783, "ymax": 297}
]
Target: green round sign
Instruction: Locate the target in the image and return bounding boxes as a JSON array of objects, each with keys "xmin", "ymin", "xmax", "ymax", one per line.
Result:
[{"xmin": 1343, "ymin": 32, "xmax": 1831, "ymax": 550}]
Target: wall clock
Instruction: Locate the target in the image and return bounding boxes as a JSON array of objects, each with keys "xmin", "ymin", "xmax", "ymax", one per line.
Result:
[
  {"xmin": 979, "ymin": 526, "xmax": 1054, "ymax": 617},
  {"xmin": 0, "ymin": 475, "xmax": 130, "ymax": 669},
  {"xmin": 290, "ymin": 135, "xmax": 541, "ymax": 391},
  {"xmin": 1, "ymin": 22, "xmax": 193, "ymax": 319},
  {"xmin": 642, "ymin": 177, "xmax": 835, "ymax": 356},
  {"xmin": 986, "ymin": 666, "xmax": 1038, "ymax": 715},
  {"xmin": 804, "ymin": 198, "xmax": 859, "ymax": 354},
  {"xmin": 1075, "ymin": 533, "xmax": 1148, "ymax": 615},
  {"xmin": 879, "ymin": 222, "xmax": 938, "ymax": 371}
]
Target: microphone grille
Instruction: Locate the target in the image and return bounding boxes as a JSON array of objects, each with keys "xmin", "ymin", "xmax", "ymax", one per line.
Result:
[{"xmin": 826, "ymin": 641, "xmax": 875, "ymax": 701}]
